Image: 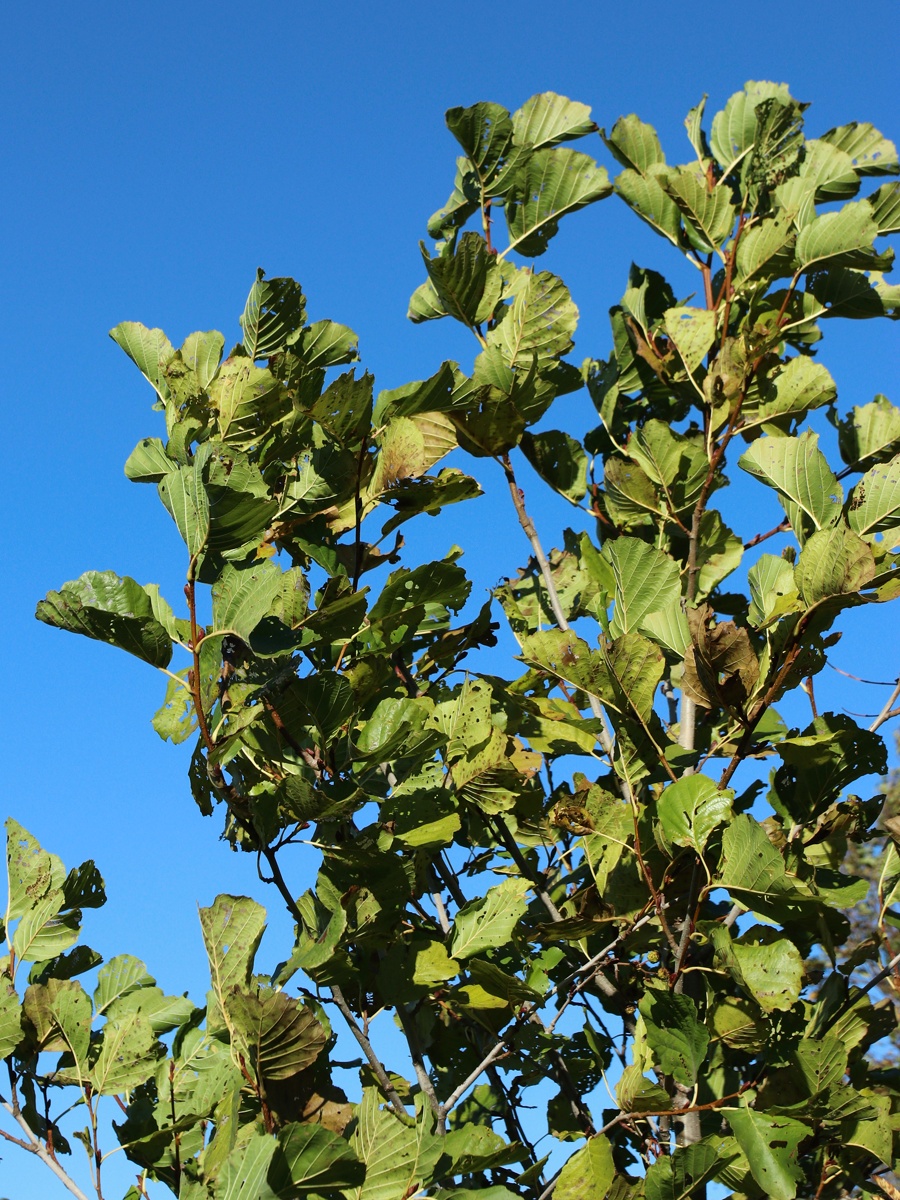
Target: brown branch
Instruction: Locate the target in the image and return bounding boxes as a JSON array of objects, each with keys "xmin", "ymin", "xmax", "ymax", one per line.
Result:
[
  {"xmin": 490, "ymin": 815, "xmax": 563, "ymax": 923},
  {"xmin": 331, "ymin": 986, "xmax": 408, "ymax": 1117},
  {"xmin": 742, "ymin": 518, "xmax": 789, "ymax": 551}
]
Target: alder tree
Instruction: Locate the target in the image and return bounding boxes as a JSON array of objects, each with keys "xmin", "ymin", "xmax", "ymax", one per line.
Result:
[{"xmin": 6, "ymin": 81, "xmax": 900, "ymax": 1200}]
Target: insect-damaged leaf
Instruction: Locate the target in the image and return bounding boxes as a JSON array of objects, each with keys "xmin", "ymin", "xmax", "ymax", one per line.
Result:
[
  {"xmin": 723, "ymin": 1109, "xmax": 809, "ymax": 1200},
  {"xmin": 36, "ymin": 572, "xmax": 173, "ymax": 668},
  {"xmin": 639, "ymin": 991, "xmax": 709, "ymax": 1086}
]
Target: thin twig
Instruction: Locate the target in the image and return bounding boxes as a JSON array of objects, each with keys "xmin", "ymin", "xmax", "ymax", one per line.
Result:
[
  {"xmin": 828, "ymin": 662, "xmax": 896, "ymax": 686},
  {"xmin": 742, "ymin": 518, "xmax": 789, "ymax": 550},
  {"xmin": 491, "ymin": 815, "xmax": 562, "ymax": 922},
  {"xmin": 331, "ymin": 986, "xmax": 408, "ymax": 1117},
  {"xmin": 0, "ymin": 1093, "xmax": 91, "ymax": 1200},
  {"xmin": 397, "ymin": 1008, "xmax": 443, "ymax": 1128},
  {"xmin": 870, "ymin": 679, "xmax": 900, "ymax": 733}
]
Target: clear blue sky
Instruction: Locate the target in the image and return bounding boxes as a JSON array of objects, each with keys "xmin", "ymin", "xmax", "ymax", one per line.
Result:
[{"xmin": 3, "ymin": 2, "xmax": 899, "ymax": 1194}]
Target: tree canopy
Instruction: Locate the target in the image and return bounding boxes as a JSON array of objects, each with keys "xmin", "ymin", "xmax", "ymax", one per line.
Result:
[{"xmin": 6, "ymin": 80, "xmax": 900, "ymax": 1200}]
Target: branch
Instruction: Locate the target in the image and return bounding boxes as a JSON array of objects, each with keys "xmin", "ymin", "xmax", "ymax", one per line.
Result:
[
  {"xmin": 743, "ymin": 518, "xmax": 789, "ymax": 551},
  {"xmin": 397, "ymin": 1008, "xmax": 443, "ymax": 1129},
  {"xmin": 499, "ymin": 453, "xmax": 615, "ymax": 757},
  {"xmin": 870, "ymin": 678, "xmax": 900, "ymax": 733},
  {"xmin": 490, "ymin": 815, "xmax": 562, "ymax": 922},
  {"xmin": 439, "ymin": 1039, "xmax": 510, "ymax": 1118},
  {"xmin": 0, "ymin": 1092, "xmax": 91, "ymax": 1200},
  {"xmin": 331, "ymin": 986, "xmax": 408, "ymax": 1118}
]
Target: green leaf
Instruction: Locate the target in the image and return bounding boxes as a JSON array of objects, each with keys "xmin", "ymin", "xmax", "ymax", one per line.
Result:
[
  {"xmin": 603, "ymin": 537, "xmax": 682, "ymax": 640},
  {"xmin": 724, "ymin": 1109, "xmax": 808, "ymax": 1200},
  {"xmin": 664, "ymin": 306, "xmax": 716, "ymax": 375},
  {"xmin": 158, "ymin": 458, "xmax": 210, "ymax": 559},
  {"xmin": 717, "ymin": 815, "xmax": 806, "ymax": 911},
  {"xmin": 240, "ymin": 270, "xmax": 307, "ymax": 360},
  {"xmin": 269, "ymin": 1122, "xmax": 366, "ymax": 1193},
  {"xmin": 794, "ymin": 523, "xmax": 875, "ymax": 604},
  {"xmin": 487, "ymin": 270, "xmax": 578, "ymax": 366},
  {"xmin": 505, "ymin": 148, "xmax": 612, "ymax": 256},
  {"xmin": 200, "ymin": 895, "xmax": 266, "ymax": 1019},
  {"xmin": 216, "ymin": 1130, "xmax": 278, "ymax": 1200},
  {"xmin": 605, "ymin": 631, "xmax": 664, "ymax": 722},
  {"xmin": 209, "ymin": 357, "xmax": 284, "ymax": 446},
  {"xmin": 298, "ymin": 319, "xmax": 359, "ymax": 370},
  {"xmin": 421, "ymin": 233, "xmax": 501, "ymax": 327},
  {"xmin": 94, "ymin": 954, "xmax": 155, "ymax": 1015},
  {"xmin": 793, "ymin": 1034, "xmax": 848, "ymax": 1096},
  {"xmin": 710, "ymin": 80, "xmax": 794, "ymax": 173},
  {"xmin": 820, "ymin": 121, "xmax": 899, "ymax": 175},
  {"xmin": 311, "ymin": 369, "xmax": 374, "ymax": 447},
  {"xmin": 601, "ymin": 114, "xmax": 665, "ymax": 174},
  {"xmin": 614, "ymin": 167, "xmax": 682, "ymax": 246},
  {"xmin": 211, "ymin": 561, "xmax": 286, "ymax": 641},
  {"xmin": 181, "ymin": 329, "xmax": 225, "ymax": 387},
  {"xmin": 13, "ymin": 892, "xmax": 79, "ymax": 963},
  {"xmin": 627, "ymin": 420, "xmax": 708, "ymax": 514},
  {"xmin": 713, "ymin": 924, "xmax": 804, "ymax": 1013},
  {"xmin": 639, "ymin": 991, "xmax": 709, "ymax": 1086},
  {"xmin": 291, "ymin": 672, "xmax": 355, "ymax": 744},
  {"xmin": 91, "ymin": 1008, "xmax": 164, "ymax": 1094},
  {"xmin": 554, "ymin": 1135, "xmax": 615, "ymax": 1200},
  {"xmin": 867, "ymin": 181, "xmax": 900, "ymax": 235},
  {"xmin": 695, "ymin": 510, "xmax": 743, "ymax": 598},
  {"xmin": 0, "ymin": 980, "xmax": 22, "ymax": 1058},
  {"xmin": 747, "ymin": 554, "xmax": 801, "ymax": 627},
  {"xmin": 512, "ymin": 92, "xmax": 596, "ymax": 150},
  {"xmin": 5, "ymin": 819, "xmax": 65, "ymax": 922},
  {"xmin": 520, "ymin": 430, "xmax": 587, "ymax": 503},
  {"xmin": 451, "ymin": 878, "xmax": 530, "ymax": 960},
  {"xmin": 837, "ymin": 394, "xmax": 900, "ymax": 469},
  {"xmin": 798, "ymin": 139, "xmax": 860, "ymax": 202},
  {"xmin": 658, "ymin": 775, "xmax": 733, "ymax": 853},
  {"xmin": 373, "ymin": 362, "xmax": 456, "ymax": 423},
  {"xmin": 662, "ymin": 165, "xmax": 735, "ymax": 255},
  {"xmin": 407, "ymin": 277, "xmax": 448, "ymax": 322},
  {"xmin": 738, "ymin": 430, "xmax": 843, "ymax": 535},
  {"xmin": 735, "ymin": 214, "xmax": 796, "ymax": 282},
  {"xmin": 36, "ymin": 571, "xmax": 173, "ymax": 668},
  {"xmin": 795, "ymin": 200, "xmax": 882, "ymax": 271},
  {"xmin": 50, "ymin": 979, "xmax": 92, "ymax": 1075},
  {"xmin": 644, "ymin": 1139, "xmax": 732, "ymax": 1200},
  {"xmin": 744, "ymin": 357, "xmax": 837, "ymax": 433},
  {"xmin": 347, "ymin": 1090, "xmax": 443, "ymax": 1200},
  {"xmin": 124, "ymin": 437, "xmax": 177, "ymax": 483},
  {"xmin": 228, "ymin": 987, "xmax": 326, "ymax": 1081},
  {"xmin": 847, "ymin": 454, "xmax": 900, "ymax": 536},
  {"xmin": 61, "ymin": 864, "xmax": 105, "ymax": 907},
  {"xmin": 110, "ymin": 321, "xmax": 175, "ymax": 403},
  {"xmin": 770, "ymin": 713, "xmax": 886, "ymax": 823},
  {"xmin": 446, "ymin": 101, "xmax": 512, "ymax": 176},
  {"xmin": 519, "ymin": 629, "xmax": 612, "ymax": 707},
  {"xmin": 842, "ymin": 1092, "xmax": 892, "ymax": 1164},
  {"xmin": 354, "ymin": 697, "xmax": 430, "ymax": 761}
]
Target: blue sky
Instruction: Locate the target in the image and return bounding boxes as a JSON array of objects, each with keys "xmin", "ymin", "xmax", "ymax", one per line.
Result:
[{"xmin": 3, "ymin": 1, "xmax": 899, "ymax": 1194}]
